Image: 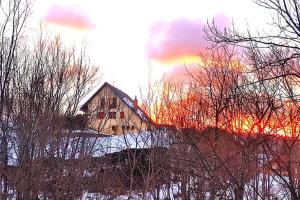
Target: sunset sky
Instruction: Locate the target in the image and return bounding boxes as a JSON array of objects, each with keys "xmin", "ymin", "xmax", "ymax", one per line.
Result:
[{"xmin": 32, "ymin": 0, "xmax": 269, "ymax": 98}]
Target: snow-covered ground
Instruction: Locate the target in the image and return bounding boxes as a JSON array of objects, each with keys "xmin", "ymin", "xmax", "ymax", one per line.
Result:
[
  {"xmin": 80, "ymin": 173, "xmax": 292, "ymax": 200},
  {"xmin": 5, "ymin": 129, "xmax": 171, "ymax": 164},
  {"xmin": 81, "ymin": 182, "xmax": 180, "ymax": 200}
]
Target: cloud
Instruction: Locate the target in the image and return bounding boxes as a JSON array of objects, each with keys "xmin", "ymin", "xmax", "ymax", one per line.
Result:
[
  {"xmin": 165, "ymin": 64, "xmax": 199, "ymax": 83},
  {"xmin": 146, "ymin": 14, "xmax": 230, "ymax": 63},
  {"xmin": 44, "ymin": 4, "xmax": 95, "ymax": 30},
  {"xmin": 212, "ymin": 13, "xmax": 231, "ymax": 30}
]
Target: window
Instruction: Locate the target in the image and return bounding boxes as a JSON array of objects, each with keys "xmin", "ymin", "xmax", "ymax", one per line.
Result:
[
  {"xmin": 98, "ymin": 112, "xmax": 105, "ymax": 119},
  {"xmin": 100, "ymin": 98, "xmax": 105, "ymax": 109},
  {"xmin": 120, "ymin": 111, "xmax": 125, "ymax": 119},
  {"xmin": 122, "ymin": 125, "xmax": 132, "ymax": 131},
  {"xmin": 108, "ymin": 112, "xmax": 116, "ymax": 119},
  {"xmin": 109, "ymin": 98, "xmax": 117, "ymax": 109}
]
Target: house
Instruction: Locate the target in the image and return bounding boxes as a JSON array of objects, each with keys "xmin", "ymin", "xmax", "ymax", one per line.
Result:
[{"xmin": 80, "ymin": 82, "xmax": 155, "ymax": 135}]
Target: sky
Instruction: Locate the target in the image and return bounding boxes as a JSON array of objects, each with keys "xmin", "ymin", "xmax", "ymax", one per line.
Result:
[{"xmin": 32, "ymin": 0, "xmax": 270, "ymax": 99}]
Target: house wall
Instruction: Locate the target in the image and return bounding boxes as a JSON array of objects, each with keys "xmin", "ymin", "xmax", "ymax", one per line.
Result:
[{"xmin": 86, "ymin": 86, "xmax": 148, "ymax": 135}]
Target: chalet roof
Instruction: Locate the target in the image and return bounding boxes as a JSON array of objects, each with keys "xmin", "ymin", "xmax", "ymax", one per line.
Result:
[{"xmin": 80, "ymin": 82, "xmax": 155, "ymax": 125}]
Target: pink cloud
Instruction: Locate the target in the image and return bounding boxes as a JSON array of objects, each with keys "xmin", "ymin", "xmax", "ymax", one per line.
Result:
[
  {"xmin": 44, "ymin": 4, "xmax": 95, "ymax": 30},
  {"xmin": 146, "ymin": 14, "xmax": 230, "ymax": 62}
]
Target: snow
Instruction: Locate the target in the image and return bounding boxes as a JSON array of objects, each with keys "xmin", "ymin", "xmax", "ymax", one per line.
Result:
[
  {"xmin": 3, "ymin": 130, "xmax": 170, "ymax": 160},
  {"xmin": 3, "ymin": 126, "xmax": 170, "ymax": 166},
  {"xmin": 122, "ymin": 97, "xmax": 148, "ymax": 121},
  {"xmin": 81, "ymin": 182, "xmax": 180, "ymax": 200},
  {"xmin": 244, "ymin": 173, "xmax": 290, "ymax": 199},
  {"xmin": 0, "ymin": 122, "xmax": 19, "ymax": 166},
  {"xmin": 57, "ymin": 131, "xmax": 170, "ymax": 158},
  {"xmin": 136, "ymin": 109, "xmax": 148, "ymax": 121},
  {"xmin": 123, "ymin": 97, "xmax": 134, "ymax": 109},
  {"xmin": 80, "ymin": 173, "xmax": 293, "ymax": 200}
]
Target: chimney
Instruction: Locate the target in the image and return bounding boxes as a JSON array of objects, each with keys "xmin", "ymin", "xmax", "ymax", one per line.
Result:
[{"xmin": 133, "ymin": 96, "xmax": 138, "ymax": 108}]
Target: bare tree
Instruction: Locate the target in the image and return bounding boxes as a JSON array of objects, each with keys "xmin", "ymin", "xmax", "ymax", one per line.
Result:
[
  {"xmin": 0, "ymin": 0, "xmax": 31, "ymax": 198},
  {"xmin": 204, "ymin": 1, "xmax": 300, "ymax": 199},
  {"xmin": 0, "ymin": 33, "xmax": 99, "ymax": 198}
]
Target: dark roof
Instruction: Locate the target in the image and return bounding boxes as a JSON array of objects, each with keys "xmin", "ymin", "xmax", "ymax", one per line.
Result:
[{"xmin": 80, "ymin": 82, "xmax": 155, "ymax": 125}]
